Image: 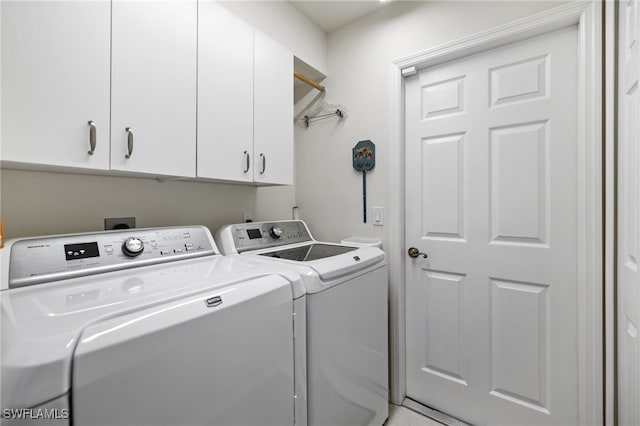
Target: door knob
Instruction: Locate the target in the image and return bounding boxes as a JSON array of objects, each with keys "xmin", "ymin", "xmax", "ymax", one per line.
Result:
[{"xmin": 408, "ymin": 247, "xmax": 428, "ymax": 258}]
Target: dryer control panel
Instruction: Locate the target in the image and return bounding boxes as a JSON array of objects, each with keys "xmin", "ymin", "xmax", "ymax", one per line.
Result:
[
  {"xmin": 6, "ymin": 226, "xmax": 217, "ymax": 289},
  {"xmin": 226, "ymin": 221, "xmax": 312, "ymax": 253}
]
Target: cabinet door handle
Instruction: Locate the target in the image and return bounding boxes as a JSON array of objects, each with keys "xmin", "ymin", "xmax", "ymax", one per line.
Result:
[
  {"xmin": 125, "ymin": 127, "xmax": 134, "ymax": 158},
  {"xmin": 87, "ymin": 121, "xmax": 96, "ymax": 155},
  {"xmin": 259, "ymin": 153, "xmax": 266, "ymax": 174},
  {"xmin": 243, "ymin": 151, "xmax": 250, "ymax": 173}
]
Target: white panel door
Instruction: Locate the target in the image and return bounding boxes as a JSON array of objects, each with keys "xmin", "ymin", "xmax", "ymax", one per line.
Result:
[
  {"xmin": 1, "ymin": 1, "xmax": 110, "ymax": 170},
  {"xmin": 405, "ymin": 27, "xmax": 580, "ymax": 425},
  {"xmin": 197, "ymin": 1, "xmax": 254, "ymax": 182},
  {"xmin": 111, "ymin": 0, "xmax": 196, "ymax": 177},
  {"xmin": 254, "ymin": 31, "xmax": 293, "ymax": 185},
  {"xmin": 619, "ymin": 1, "xmax": 640, "ymax": 424}
]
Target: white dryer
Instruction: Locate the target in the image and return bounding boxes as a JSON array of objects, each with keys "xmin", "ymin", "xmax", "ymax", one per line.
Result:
[
  {"xmin": 0, "ymin": 226, "xmax": 305, "ymax": 426},
  {"xmin": 215, "ymin": 220, "xmax": 389, "ymax": 426}
]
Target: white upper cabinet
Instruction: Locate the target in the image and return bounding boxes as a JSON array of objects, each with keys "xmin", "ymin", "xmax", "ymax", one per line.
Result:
[
  {"xmin": 197, "ymin": 1, "xmax": 254, "ymax": 182},
  {"xmin": 110, "ymin": 0, "xmax": 197, "ymax": 178},
  {"xmin": 2, "ymin": 0, "xmax": 293, "ymax": 185},
  {"xmin": 1, "ymin": 1, "xmax": 111, "ymax": 170},
  {"xmin": 254, "ymin": 31, "xmax": 294, "ymax": 186},
  {"xmin": 199, "ymin": 12, "xmax": 294, "ymax": 186}
]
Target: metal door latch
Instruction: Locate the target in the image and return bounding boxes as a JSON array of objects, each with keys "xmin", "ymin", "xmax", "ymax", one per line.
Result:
[{"xmin": 407, "ymin": 247, "xmax": 428, "ymax": 259}]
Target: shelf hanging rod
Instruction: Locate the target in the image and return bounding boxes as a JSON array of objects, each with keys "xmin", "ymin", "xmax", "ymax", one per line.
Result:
[{"xmin": 294, "ymin": 71, "xmax": 325, "ymax": 92}]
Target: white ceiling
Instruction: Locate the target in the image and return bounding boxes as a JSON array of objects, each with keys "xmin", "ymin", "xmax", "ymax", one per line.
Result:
[{"xmin": 290, "ymin": 1, "xmax": 392, "ymax": 33}]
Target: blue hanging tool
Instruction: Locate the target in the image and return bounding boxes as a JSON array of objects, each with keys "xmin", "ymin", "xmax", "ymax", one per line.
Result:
[{"xmin": 352, "ymin": 140, "xmax": 375, "ymax": 223}]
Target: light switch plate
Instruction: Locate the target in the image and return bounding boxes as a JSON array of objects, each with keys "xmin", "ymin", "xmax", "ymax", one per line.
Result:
[{"xmin": 373, "ymin": 206, "xmax": 384, "ymax": 226}]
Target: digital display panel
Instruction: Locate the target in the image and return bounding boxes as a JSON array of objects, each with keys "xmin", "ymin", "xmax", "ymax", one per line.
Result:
[
  {"xmin": 246, "ymin": 229, "xmax": 263, "ymax": 240},
  {"xmin": 64, "ymin": 242, "xmax": 100, "ymax": 261}
]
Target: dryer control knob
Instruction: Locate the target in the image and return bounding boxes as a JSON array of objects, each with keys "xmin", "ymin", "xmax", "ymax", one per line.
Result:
[
  {"xmin": 269, "ymin": 226, "xmax": 284, "ymax": 239},
  {"xmin": 122, "ymin": 237, "xmax": 144, "ymax": 257}
]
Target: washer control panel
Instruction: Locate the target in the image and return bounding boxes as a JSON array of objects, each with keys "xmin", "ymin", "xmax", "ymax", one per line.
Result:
[
  {"xmin": 8, "ymin": 226, "xmax": 217, "ymax": 289},
  {"xmin": 230, "ymin": 221, "xmax": 312, "ymax": 253}
]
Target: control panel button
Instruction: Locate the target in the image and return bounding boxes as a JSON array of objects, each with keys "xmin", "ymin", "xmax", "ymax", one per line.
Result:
[
  {"xmin": 122, "ymin": 237, "xmax": 144, "ymax": 257},
  {"xmin": 269, "ymin": 226, "xmax": 284, "ymax": 239}
]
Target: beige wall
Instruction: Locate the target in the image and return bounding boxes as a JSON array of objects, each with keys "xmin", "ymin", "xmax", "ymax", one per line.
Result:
[
  {"xmin": 0, "ymin": 169, "xmax": 258, "ymax": 239},
  {"xmin": 294, "ymin": 0, "xmax": 567, "ymax": 247}
]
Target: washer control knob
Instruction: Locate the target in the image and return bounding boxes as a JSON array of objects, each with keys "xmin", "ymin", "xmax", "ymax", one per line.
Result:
[
  {"xmin": 269, "ymin": 226, "xmax": 284, "ymax": 239},
  {"xmin": 122, "ymin": 237, "xmax": 144, "ymax": 257}
]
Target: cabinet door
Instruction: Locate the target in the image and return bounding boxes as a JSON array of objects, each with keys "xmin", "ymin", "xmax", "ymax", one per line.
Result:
[
  {"xmin": 254, "ymin": 32, "xmax": 293, "ymax": 185},
  {"xmin": 111, "ymin": 0, "xmax": 197, "ymax": 177},
  {"xmin": 1, "ymin": 1, "xmax": 111, "ymax": 170},
  {"xmin": 197, "ymin": 1, "xmax": 254, "ymax": 182}
]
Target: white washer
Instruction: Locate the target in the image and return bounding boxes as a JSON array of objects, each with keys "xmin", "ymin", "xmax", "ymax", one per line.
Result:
[
  {"xmin": 0, "ymin": 226, "xmax": 306, "ymax": 426},
  {"xmin": 215, "ymin": 220, "xmax": 389, "ymax": 426}
]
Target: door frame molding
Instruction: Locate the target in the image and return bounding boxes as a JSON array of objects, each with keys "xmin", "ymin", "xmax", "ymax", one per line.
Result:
[{"xmin": 388, "ymin": 2, "xmax": 605, "ymax": 423}]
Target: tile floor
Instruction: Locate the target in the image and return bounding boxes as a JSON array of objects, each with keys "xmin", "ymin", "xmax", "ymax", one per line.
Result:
[{"xmin": 386, "ymin": 403, "xmax": 444, "ymax": 426}]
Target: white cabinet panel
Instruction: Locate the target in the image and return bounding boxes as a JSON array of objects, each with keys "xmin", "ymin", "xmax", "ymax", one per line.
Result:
[
  {"xmin": 110, "ymin": 0, "xmax": 197, "ymax": 177},
  {"xmin": 254, "ymin": 31, "xmax": 293, "ymax": 186},
  {"xmin": 2, "ymin": 1, "xmax": 293, "ymax": 186},
  {"xmin": 197, "ymin": 1, "xmax": 254, "ymax": 182},
  {"xmin": 1, "ymin": 1, "xmax": 111, "ymax": 170}
]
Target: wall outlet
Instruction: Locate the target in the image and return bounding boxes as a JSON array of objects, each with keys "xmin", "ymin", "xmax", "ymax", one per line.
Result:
[
  {"xmin": 104, "ymin": 217, "xmax": 136, "ymax": 230},
  {"xmin": 243, "ymin": 212, "xmax": 253, "ymax": 222}
]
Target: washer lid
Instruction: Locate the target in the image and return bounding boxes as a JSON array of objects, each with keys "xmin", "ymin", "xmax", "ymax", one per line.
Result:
[
  {"xmin": 258, "ymin": 243, "xmax": 358, "ymax": 261},
  {"xmin": 299, "ymin": 245, "xmax": 385, "ymax": 282},
  {"xmin": 250, "ymin": 244, "xmax": 386, "ymax": 292},
  {"xmin": 0, "ymin": 256, "xmax": 293, "ymax": 409}
]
